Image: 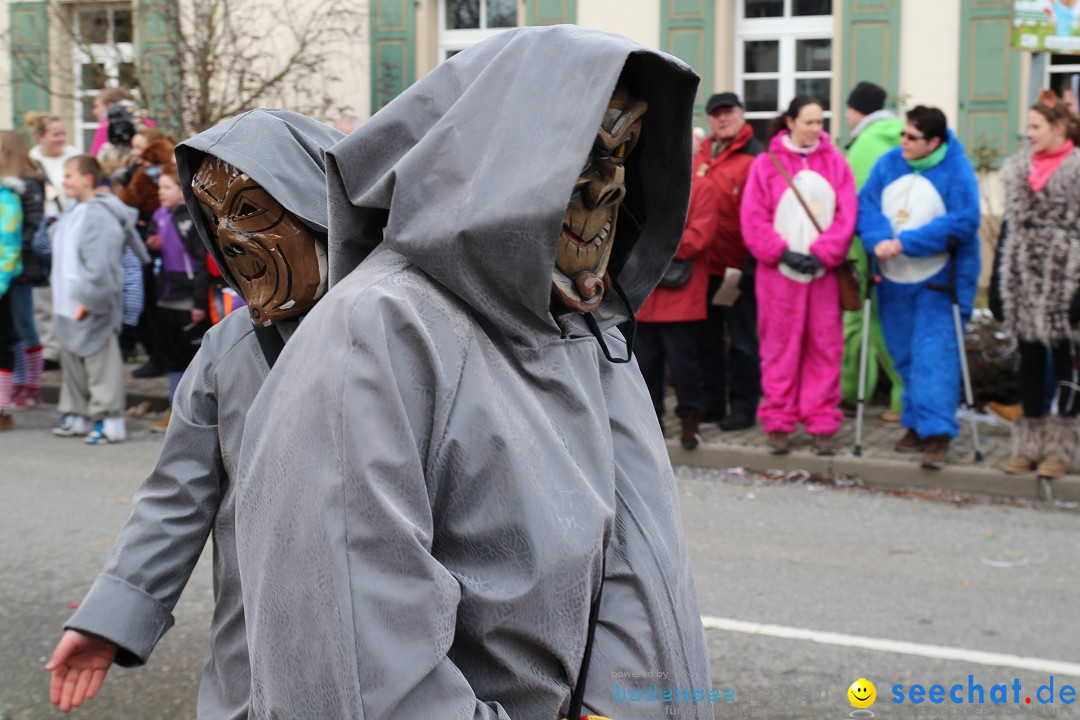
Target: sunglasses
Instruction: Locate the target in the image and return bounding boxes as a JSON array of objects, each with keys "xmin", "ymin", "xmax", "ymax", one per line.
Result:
[{"xmin": 900, "ymin": 131, "xmax": 926, "ymax": 142}]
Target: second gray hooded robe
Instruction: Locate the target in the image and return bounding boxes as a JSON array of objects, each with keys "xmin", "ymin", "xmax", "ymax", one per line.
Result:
[{"xmin": 235, "ymin": 25, "xmax": 713, "ymax": 720}]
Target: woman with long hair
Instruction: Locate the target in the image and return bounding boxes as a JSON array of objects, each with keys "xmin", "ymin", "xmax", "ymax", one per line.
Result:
[
  {"xmin": 999, "ymin": 90, "xmax": 1080, "ymax": 478},
  {"xmin": 0, "ymin": 131, "xmax": 46, "ymax": 409},
  {"xmin": 739, "ymin": 96, "xmax": 857, "ymax": 455}
]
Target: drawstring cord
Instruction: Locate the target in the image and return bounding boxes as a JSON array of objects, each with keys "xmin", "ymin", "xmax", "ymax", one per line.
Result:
[{"xmin": 583, "ymin": 279, "xmax": 636, "ymax": 364}]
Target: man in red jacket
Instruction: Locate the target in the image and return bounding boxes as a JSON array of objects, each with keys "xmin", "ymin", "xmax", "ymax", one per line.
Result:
[{"xmin": 695, "ymin": 92, "xmax": 764, "ymax": 431}]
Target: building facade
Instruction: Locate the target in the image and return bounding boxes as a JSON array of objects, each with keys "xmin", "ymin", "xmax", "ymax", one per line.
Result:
[{"xmin": 0, "ymin": 0, "xmax": 1055, "ymax": 166}]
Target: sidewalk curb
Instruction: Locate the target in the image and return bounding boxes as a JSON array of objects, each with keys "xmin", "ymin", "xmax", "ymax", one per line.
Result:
[{"xmin": 667, "ymin": 441, "xmax": 1080, "ymax": 503}]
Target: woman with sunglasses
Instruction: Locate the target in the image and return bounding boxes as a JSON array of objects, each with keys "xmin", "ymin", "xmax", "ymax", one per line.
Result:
[{"xmin": 855, "ymin": 106, "xmax": 981, "ymax": 469}]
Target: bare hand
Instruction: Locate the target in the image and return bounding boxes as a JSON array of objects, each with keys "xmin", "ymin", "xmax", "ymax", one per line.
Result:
[
  {"xmin": 46, "ymin": 630, "xmax": 118, "ymax": 713},
  {"xmin": 191, "ymin": 308, "xmax": 207, "ymax": 325},
  {"xmin": 145, "ymin": 234, "xmax": 163, "ymax": 251},
  {"xmin": 875, "ymin": 239, "xmax": 903, "ymax": 260}
]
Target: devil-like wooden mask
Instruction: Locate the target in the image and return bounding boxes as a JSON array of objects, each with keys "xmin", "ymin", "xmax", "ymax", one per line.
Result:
[
  {"xmin": 191, "ymin": 156, "xmax": 327, "ymax": 325},
  {"xmin": 552, "ymin": 84, "xmax": 648, "ymax": 313}
]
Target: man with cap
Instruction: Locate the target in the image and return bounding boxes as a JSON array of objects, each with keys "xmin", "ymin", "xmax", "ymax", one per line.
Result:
[
  {"xmin": 695, "ymin": 91, "xmax": 764, "ymax": 431},
  {"xmin": 840, "ymin": 80, "xmax": 906, "ymax": 424}
]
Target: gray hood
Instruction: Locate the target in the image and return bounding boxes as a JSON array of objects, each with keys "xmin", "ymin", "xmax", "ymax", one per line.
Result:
[
  {"xmin": 326, "ymin": 24, "xmax": 698, "ymax": 342},
  {"xmin": 175, "ymin": 109, "xmax": 343, "ymax": 294}
]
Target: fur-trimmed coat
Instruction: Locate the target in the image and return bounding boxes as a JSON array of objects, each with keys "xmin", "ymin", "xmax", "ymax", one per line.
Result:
[{"xmin": 1001, "ymin": 149, "xmax": 1080, "ymax": 344}]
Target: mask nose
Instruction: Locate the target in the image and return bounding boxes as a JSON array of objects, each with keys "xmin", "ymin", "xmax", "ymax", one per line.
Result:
[{"xmin": 584, "ymin": 162, "xmax": 625, "ymax": 210}]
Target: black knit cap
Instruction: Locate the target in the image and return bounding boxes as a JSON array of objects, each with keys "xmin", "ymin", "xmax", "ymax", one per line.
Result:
[{"xmin": 846, "ymin": 81, "xmax": 887, "ymax": 115}]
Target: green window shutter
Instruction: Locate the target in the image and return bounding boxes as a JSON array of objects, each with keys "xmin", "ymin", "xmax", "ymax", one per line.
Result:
[
  {"xmin": 525, "ymin": 0, "xmax": 577, "ymax": 25},
  {"xmin": 958, "ymin": 0, "xmax": 1020, "ymax": 168},
  {"xmin": 660, "ymin": 0, "xmax": 713, "ymax": 127},
  {"xmin": 10, "ymin": 1, "xmax": 50, "ymax": 131},
  {"xmin": 136, "ymin": 0, "xmax": 182, "ymax": 135},
  {"xmin": 370, "ymin": 0, "xmax": 416, "ymax": 112},
  {"xmin": 840, "ymin": 0, "xmax": 900, "ymax": 147}
]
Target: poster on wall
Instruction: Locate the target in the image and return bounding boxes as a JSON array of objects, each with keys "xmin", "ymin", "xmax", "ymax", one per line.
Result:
[{"xmin": 1014, "ymin": 0, "xmax": 1080, "ymax": 52}]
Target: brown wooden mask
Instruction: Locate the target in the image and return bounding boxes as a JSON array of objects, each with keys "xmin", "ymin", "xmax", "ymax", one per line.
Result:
[
  {"xmin": 552, "ymin": 84, "xmax": 648, "ymax": 313},
  {"xmin": 191, "ymin": 155, "xmax": 327, "ymax": 325}
]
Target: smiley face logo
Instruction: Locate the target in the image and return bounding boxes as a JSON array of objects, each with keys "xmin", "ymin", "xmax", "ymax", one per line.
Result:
[{"xmin": 848, "ymin": 678, "xmax": 876, "ymax": 708}]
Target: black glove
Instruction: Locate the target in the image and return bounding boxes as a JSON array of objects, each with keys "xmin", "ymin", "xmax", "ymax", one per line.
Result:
[
  {"xmin": 780, "ymin": 249, "xmax": 821, "ymax": 275},
  {"xmin": 1070, "ymin": 290, "xmax": 1080, "ymax": 327}
]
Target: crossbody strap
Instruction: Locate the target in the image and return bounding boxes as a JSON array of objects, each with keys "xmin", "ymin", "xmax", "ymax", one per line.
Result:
[{"xmin": 768, "ymin": 151, "xmax": 824, "ymax": 235}]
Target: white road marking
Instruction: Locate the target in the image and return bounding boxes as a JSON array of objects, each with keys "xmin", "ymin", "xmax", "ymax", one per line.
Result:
[{"xmin": 701, "ymin": 616, "xmax": 1080, "ymax": 678}]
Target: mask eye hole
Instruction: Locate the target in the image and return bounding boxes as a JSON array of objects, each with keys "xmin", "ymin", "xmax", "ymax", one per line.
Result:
[
  {"xmin": 612, "ymin": 142, "xmax": 628, "ymax": 160},
  {"xmin": 236, "ymin": 199, "xmax": 262, "ymax": 219}
]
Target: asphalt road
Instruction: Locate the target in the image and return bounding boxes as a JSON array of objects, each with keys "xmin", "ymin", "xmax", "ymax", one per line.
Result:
[{"xmin": 2, "ymin": 404, "xmax": 1077, "ymax": 719}]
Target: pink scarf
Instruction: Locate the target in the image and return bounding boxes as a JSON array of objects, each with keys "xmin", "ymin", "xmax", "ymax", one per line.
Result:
[{"xmin": 1028, "ymin": 139, "xmax": 1074, "ymax": 192}]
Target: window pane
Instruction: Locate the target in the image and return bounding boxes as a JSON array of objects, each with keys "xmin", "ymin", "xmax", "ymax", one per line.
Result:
[
  {"xmin": 113, "ymin": 9, "xmax": 134, "ymax": 43},
  {"xmin": 447, "ymin": 0, "xmax": 480, "ymax": 29},
  {"xmin": 796, "ymin": 39, "xmax": 831, "ymax": 72},
  {"xmin": 486, "ymin": 0, "xmax": 516, "ymax": 28},
  {"xmin": 1050, "ymin": 54, "xmax": 1080, "ymax": 66},
  {"xmin": 744, "ymin": 79, "xmax": 779, "ymax": 112},
  {"xmin": 793, "ymin": 0, "xmax": 832, "ymax": 15},
  {"xmin": 119, "ymin": 62, "xmax": 138, "ymax": 89},
  {"xmin": 81, "ymin": 63, "xmax": 107, "ymax": 90},
  {"xmin": 744, "ymin": 41, "xmax": 779, "ymax": 73},
  {"xmin": 81, "ymin": 97, "xmax": 98, "ymax": 123},
  {"xmin": 744, "ymin": 0, "xmax": 783, "ymax": 18},
  {"xmin": 83, "ymin": 128, "xmax": 97, "ymax": 151},
  {"xmin": 795, "ymin": 78, "xmax": 831, "ymax": 110},
  {"xmin": 748, "ymin": 118, "xmax": 772, "ymax": 143},
  {"xmin": 79, "ymin": 9, "xmax": 109, "ymax": 44}
]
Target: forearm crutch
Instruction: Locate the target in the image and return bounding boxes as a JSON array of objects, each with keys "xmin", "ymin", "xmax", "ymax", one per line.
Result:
[
  {"xmin": 854, "ymin": 253, "xmax": 878, "ymax": 457},
  {"xmin": 928, "ymin": 238, "xmax": 983, "ymax": 462}
]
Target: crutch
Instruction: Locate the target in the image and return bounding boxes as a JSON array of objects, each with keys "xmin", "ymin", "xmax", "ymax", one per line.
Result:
[
  {"xmin": 853, "ymin": 252, "xmax": 878, "ymax": 457},
  {"xmin": 928, "ymin": 238, "xmax": 984, "ymax": 462}
]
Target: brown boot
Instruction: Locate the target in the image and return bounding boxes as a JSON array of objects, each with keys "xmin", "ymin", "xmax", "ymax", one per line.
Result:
[
  {"xmin": 150, "ymin": 407, "xmax": 172, "ymax": 434},
  {"xmin": 1037, "ymin": 416, "xmax": 1079, "ymax": 478},
  {"xmin": 921, "ymin": 435, "xmax": 950, "ymax": 469},
  {"xmin": 680, "ymin": 410, "xmax": 701, "ymax": 450},
  {"xmin": 767, "ymin": 431, "xmax": 791, "ymax": 455},
  {"xmin": 812, "ymin": 433, "xmax": 837, "ymax": 456},
  {"xmin": 1036, "ymin": 456, "xmax": 1068, "ymax": 479},
  {"xmin": 0, "ymin": 411, "xmax": 13, "ymax": 431},
  {"xmin": 1000, "ymin": 455, "xmax": 1036, "ymax": 474},
  {"xmin": 894, "ymin": 428, "xmax": 922, "ymax": 454}
]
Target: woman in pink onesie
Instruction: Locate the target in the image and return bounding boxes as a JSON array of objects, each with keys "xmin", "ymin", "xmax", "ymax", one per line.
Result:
[{"xmin": 740, "ymin": 96, "xmax": 857, "ymax": 455}]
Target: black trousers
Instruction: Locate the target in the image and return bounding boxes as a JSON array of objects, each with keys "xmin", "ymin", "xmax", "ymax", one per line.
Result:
[
  {"xmin": 699, "ymin": 270, "xmax": 761, "ymax": 419},
  {"xmin": 635, "ymin": 321, "xmax": 702, "ymax": 417},
  {"xmin": 0, "ymin": 290, "xmax": 13, "ymax": 371},
  {"xmin": 1019, "ymin": 340, "xmax": 1078, "ymax": 418}
]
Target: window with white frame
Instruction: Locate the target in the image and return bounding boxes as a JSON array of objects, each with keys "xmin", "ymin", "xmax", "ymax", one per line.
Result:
[
  {"xmin": 735, "ymin": 0, "xmax": 834, "ymax": 142},
  {"xmin": 1048, "ymin": 54, "xmax": 1080, "ymax": 115},
  {"xmin": 438, "ymin": 0, "xmax": 518, "ymax": 62},
  {"xmin": 73, "ymin": 4, "xmax": 136, "ymax": 151}
]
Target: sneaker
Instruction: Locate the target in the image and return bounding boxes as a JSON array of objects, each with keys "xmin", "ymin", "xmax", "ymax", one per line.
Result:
[
  {"xmin": 53, "ymin": 414, "xmax": 91, "ymax": 437},
  {"xmin": 13, "ymin": 387, "xmax": 42, "ymax": 409},
  {"xmin": 85, "ymin": 418, "xmax": 127, "ymax": 445},
  {"xmin": 894, "ymin": 428, "xmax": 923, "ymax": 454},
  {"xmin": 767, "ymin": 431, "xmax": 791, "ymax": 455},
  {"xmin": 0, "ymin": 411, "xmax": 13, "ymax": 431},
  {"xmin": 812, "ymin": 433, "xmax": 837, "ymax": 456},
  {"xmin": 920, "ymin": 435, "xmax": 950, "ymax": 470},
  {"xmin": 719, "ymin": 413, "xmax": 754, "ymax": 432}
]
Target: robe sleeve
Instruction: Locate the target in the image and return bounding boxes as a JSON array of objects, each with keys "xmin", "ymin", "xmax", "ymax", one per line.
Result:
[
  {"xmin": 807, "ymin": 156, "xmax": 856, "ymax": 269},
  {"xmin": 673, "ymin": 177, "xmax": 719, "ymax": 261},
  {"xmin": 856, "ymin": 159, "xmax": 895, "ymax": 254},
  {"xmin": 236, "ymin": 287, "xmax": 512, "ymax": 720},
  {"xmin": 740, "ymin": 157, "xmax": 788, "ymax": 266},
  {"xmin": 897, "ymin": 158, "xmax": 981, "ymax": 257},
  {"xmin": 64, "ymin": 340, "xmax": 225, "ymax": 666}
]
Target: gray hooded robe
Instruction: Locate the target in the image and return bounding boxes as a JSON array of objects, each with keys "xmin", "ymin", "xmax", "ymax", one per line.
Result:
[
  {"xmin": 64, "ymin": 110, "xmax": 342, "ymax": 720},
  {"xmin": 235, "ymin": 25, "xmax": 713, "ymax": 720}
]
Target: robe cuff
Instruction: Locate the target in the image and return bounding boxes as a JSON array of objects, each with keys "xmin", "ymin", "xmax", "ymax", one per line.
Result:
[{"xmin": 65, "ymin": 573, "xmax": 175, "ymax": 667}]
